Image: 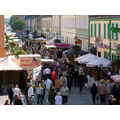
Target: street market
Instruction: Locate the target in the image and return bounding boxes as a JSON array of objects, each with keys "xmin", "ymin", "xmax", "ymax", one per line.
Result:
[{"xmin": 0, "ymin": 15, "xmax": 120, "ymax": 105}]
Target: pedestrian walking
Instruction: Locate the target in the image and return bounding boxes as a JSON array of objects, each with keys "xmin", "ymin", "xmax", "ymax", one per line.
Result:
[
  {"xmin": 91, "ymin": 83, "xmax": 98, "ymax": 104},
  {"xmin": 4, "ymin": 100, "xmax": 10, "ymax": 105},
  {"xmin": 55, "ymin": 76, "xmax": 61, "ymax": 92},
  {"xmin": 55, "ymin": 92, "xmax": 62, "ymax": 105},
  {"xmin": 36, "ymin": 84, "xmax": 44, "ymax": 105},
  {"xmin": 98, "ymin": 80, "xmax": 107, "ymax": 105},
  {"xmin": 13, "ymin": 85, "xmax": 21, "ymax": 102},
  {"xmin": 51, "ymin": 68, "xmax": 57, "ymax": 86},
  {"xmin": 78, "ymin": 73, "xmax": 85, "ymax": 93},
  {"xmin": 41, "ymin": 80, "xmax": 46, "ymax": 100},
  {"xmin": 14, "ymin": 95, "xmax": 23, "ymax": 105},
  {"xmin": 60, "ymin": 74, "xmax": 67, "ymax": 86},
  {"xmin": 28, "ymin": 84, "xmax": 34, "ymax": 105},
  {"xmin": 48, "ymin": 88, "xmax": 56, "ymax": 105},
  {"xmin": 73, "ymin": 68, "xmax": 79, "ymax": 86},
  {"xmin": 60, "ymin": 84, "xmax": 69, "ymax": 104},
  {"xmin": 67, "ymin": 72, "xmax": 73, "ymax": 92},
  {"xmin": 8, "ymin": 84, "xmax": 14, "ymax": 105}
]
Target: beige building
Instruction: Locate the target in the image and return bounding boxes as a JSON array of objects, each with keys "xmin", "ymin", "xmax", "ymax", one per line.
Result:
[
  {"xmin": 89, "ymin": 16, "xmax": 120, "ymax": 60},
  {"xmin": 41, "ymin": 16, "xmax": 52, "ymax": 38},
  {"xmin": 52, "ymin": 15, "xmax": 88, "ymax": 51}
]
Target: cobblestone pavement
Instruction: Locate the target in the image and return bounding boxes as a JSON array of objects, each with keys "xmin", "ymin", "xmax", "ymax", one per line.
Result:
[{"xmin": 0, "ymin": 87, "xmax": 108, "ymax": 105}]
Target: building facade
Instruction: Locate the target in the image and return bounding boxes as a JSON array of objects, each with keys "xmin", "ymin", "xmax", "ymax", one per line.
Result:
[
  {"xmin": 52, "ymin": 15, "xmax": 88, "ymax": 51},
  {"xmin": 0, "ymin": 15, "xmax": 5, "ymax": 58},
  {"xmin": 89, "ymin": 15, "xmax": 120, "ymax": 61}
]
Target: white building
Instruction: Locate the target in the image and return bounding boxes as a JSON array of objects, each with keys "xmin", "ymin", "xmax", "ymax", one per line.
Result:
[{"xmin": 52, "ymin": 15, "xmax": 88, "ymax": 51}]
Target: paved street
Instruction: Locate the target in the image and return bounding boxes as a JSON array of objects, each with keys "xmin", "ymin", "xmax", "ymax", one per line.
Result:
[{"xmin": 0, "ymin": 87, "xmax": 104, "ymax": 105}]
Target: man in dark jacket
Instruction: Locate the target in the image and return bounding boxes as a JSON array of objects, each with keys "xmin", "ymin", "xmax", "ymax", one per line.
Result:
[
  {"xmin": 67, "ymin": 72, "xmax": 73, "ymax": 92},
  {"xmin": 8, "ymin": 84, "xmax": 14, "ymax": 105},
  {"xmin": 91, "ymin": 83, "xmax": 98, "ymax": 104}
]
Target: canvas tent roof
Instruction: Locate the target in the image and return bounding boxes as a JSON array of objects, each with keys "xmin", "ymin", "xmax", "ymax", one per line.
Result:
[
  {"xmin": 35, "ymin": 37, "xmax": 47, "ymax": 41},
  {"xmin": 46, "ymin": 36, "xmax": 57, "ymax": 44},
  {"xmin": 63, "ymin": 49, "xmax": 88, "ymax": 55},
  {"xmin": 0, "ymin": 56, "xmax": 23, "ymax": 71},
  {"xmin": 110, "ymin": 75, "xmax": 120, "ymax": 84},
  {"xmin": 75, "ymin": 53, "xmax": 111, "ymax": 67}
]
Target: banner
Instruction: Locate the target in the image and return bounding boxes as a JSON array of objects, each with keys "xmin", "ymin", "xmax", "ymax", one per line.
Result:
[{"xmin": 33, "ymin": 66, "xmax": 42, "ymax": 80}]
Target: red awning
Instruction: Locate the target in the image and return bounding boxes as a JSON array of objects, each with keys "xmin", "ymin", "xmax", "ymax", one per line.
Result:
[{"xmin": 52, "ymin": 44, "xmax": 71, "ymax": 48}]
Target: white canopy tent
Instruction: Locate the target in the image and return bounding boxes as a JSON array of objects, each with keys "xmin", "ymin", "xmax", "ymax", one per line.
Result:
[
  {"xmin": 86, "ymin": 57, "xmax": 111, "ymax": 67},
  {"xmin": 42, "ymin": 45, "xmax": 56, "ymax": 49},
  {"xmin": 41, "ymin": 59, "xmax": 54, "ymax": 62},
  {"xmin": 35, "ymin": 37, "xmax": 47, "ymax": 41},
  {"xmin": 75, "ymin": 53, "xmax": 111, "ymax": 67},
  {"xmin": 75, "ymin": 53, "xmax": 99, "ymax": 64},
  {"xmin": 46, "ymin": 36, "xmax": 57, "ymax": 44},
  {"xmin": 110, "ymin": 75, "xmax": 120, "ymax": 84},
  {"xmin": 0, "ymin": 57, "xmax": 23, "ymax": 71}
]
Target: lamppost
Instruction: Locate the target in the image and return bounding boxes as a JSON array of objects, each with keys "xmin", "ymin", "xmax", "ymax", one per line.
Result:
[
  {"xmin": 74, "ymin": 35, "xmax": 78, "ymax": 57},
  {"xmin": 74, "ymin": 35, "xmax": 78, "ymax": 45},
  {"xmin": 56, "ymin": 32, "xmax": 59, "ymax": 40}
]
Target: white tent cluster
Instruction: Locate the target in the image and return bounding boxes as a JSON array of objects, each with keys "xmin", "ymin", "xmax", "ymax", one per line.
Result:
[
  {"xmin": 0, "ymin": 56, "xmax": 23, "ymax": 71},
  {"xmin": 46, "ymin": 36, "xmax": 57, "ymax": 44},
  {"xmin": 75, "ymin": 53, "xmax": 111, "ymax": 67}
]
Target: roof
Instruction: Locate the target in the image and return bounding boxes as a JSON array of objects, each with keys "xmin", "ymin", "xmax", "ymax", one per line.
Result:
[
  {"xmin": 19, "ymin": 54, "xmax": 41, "ymax": 57},
  {"xmin": 0, "ymin": 57, "xmax": 23, "ymax": 71},
  {"xmin": 89, "ymin": 15, "xmax": 120, "ymax": 19}
]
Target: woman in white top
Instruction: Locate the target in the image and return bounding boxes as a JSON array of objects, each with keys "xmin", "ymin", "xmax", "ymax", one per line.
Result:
[{"xmin": 55, "ymin": 92, "xmax": 62, "ymax": 105}]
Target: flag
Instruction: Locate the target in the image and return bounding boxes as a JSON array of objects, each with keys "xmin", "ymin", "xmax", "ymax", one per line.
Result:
[{"xmin": 32, "ymin": 58, "xmax": 37, "ymax": 62}]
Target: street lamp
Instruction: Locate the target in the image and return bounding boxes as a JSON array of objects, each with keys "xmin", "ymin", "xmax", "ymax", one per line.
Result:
[
  {"xmin": 56, "ymin": 32, "xmax": 59, "ymax": 40},
  {"xmin": 74, "ymin": 35, "xmax": 78, "ymax": 45}
]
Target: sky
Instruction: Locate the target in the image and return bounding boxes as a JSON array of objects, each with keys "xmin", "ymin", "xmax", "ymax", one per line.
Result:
[{"xmin": 5, "ymin": 15, "xmax": 12, "ymax": 18}]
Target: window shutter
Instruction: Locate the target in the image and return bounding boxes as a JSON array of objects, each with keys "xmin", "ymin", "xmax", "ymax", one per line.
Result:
[
  {"xmin": 112, "ymin": 23, "xmax": 114, "ymax": 39},
  {"xmin": 99, "ymin": 24, "xmax": 101, "ymax": 38},
  {"xmin": 116, "ymin": 23, "xmax": 118, "ymax": 40},
  {"xmin": 91, "ymin": 24, "xmax": 93, "ymax": 37},
  {"xmin": 104, "ymin": 24, "xmax": 106, "ymax": 39},
  {"xmin": 94, "ymin": 24, "xmax": 96, "ymax": 37}
]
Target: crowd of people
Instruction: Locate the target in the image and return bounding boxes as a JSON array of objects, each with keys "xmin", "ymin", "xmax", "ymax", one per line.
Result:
[{"xmin": 3, "ymin": 35, "xmax": 120, "ymax": 105}]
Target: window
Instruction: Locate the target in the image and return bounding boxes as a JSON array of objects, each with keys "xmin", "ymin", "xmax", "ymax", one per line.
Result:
[
  {"xmin": 116, "ymin": 23, "xmax": 118, "ymax": 40},
  {"xmin": 94, "ymin": 24, "xmax": 96, "ymax": 37},
  {"xmin": 112, "ymin": 23, "xmax": 114, "ymax": 39},
  {"xmin": 98, "ymin": 24, "xmax": 101, "ymax": 38},
  {"xmin": 91, "ymin": 24, "xmax": 93, "ymax": 37},
  {"xmin": 108, "ymin": 23, "xmax": 110, "ymax": 39},
  {"xmin": 104, "ymin": 23, "xmax": 106, "ymax": 39}
]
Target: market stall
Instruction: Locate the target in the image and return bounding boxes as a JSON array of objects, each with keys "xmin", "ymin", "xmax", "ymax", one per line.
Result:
[
  {"xmin": 110, "ymin": 75, "xmax": 120, "ymax": 84},
  {"xmin": 46, "ymin": 36, "xmax": 57, "ymax": 44},
  {"xmin": 86, "ymin": 57, "xmax": 111, "ymax": 67},
  {"xmin": 63, "ymin": 49, "xmax": 88, "ymax": 55},
  {"xmin": 75, "ymin": 53, "xmax": 99, "ymax": 64},
  {"xmin": 0, "ymin": 56, "xmax": 23, "ymax": 93}
]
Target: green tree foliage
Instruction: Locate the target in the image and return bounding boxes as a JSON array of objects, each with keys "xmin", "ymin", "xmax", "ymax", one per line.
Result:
[{"xmin": 9, "ymin": 15, "xmax": 26, "ymax": 31}]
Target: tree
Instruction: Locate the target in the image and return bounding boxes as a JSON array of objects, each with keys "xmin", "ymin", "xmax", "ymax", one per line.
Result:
[
  {"xmin": 9, "ymin": 15, "xmax": 26, "ymax": 31},
  {"xmin": 9, "ymin": 15, "xmax": 20, "ymax": 26}
]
